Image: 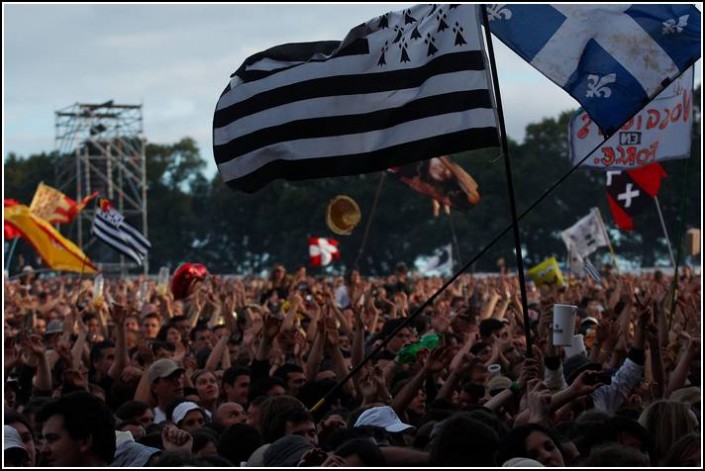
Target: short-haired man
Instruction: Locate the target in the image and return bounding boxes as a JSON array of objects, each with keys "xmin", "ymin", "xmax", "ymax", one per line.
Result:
[
  {"xmin": 222, "ymin": 367, "xmax": 251, "ymax": 406},
  {"xmin": 36, "ymin": 392, "xmax": 116, "ymax": 467}
]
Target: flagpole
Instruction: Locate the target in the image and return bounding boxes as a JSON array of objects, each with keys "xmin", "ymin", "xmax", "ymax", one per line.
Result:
[
  {"xmin": 593, "ymin": 207, "xmax": 620, "ymax": 274},
  {"xmin": 668, "ymin": 157, "xmax": 691, "ymax": 330},
  {"xmin": 353, "ymin": 172, "xmax": 386, "ymax": 272},
  {"xmin": 5, "ymin": 238, "xmax": 20, "ymax": 273},
  {"xmin": 653, "ymin": 196, "xmax": 676, "ymax": 268},
  {"xmin": 480, "ymin": 5, "xmax": 533, "ymax": 357},
  {"xmin": 446, "ymin": 210, "xmax": 462, "ymax": 271}
]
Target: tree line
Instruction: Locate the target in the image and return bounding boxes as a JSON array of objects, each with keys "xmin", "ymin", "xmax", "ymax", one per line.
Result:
[{"xmin": 4, "ymin": 90, "xmax": 701, "ymax": 276}]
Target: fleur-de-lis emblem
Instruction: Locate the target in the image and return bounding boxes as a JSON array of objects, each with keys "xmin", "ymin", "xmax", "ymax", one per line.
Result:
[
  {"xmin": 487, "ymin": 4, "xmax": 512, "ymax": 21},
  {"xmin": 586, "ymin": 73, "xmax": 616, "ymax": 98},
  {"xmin": 662, "ymin": 15, "xmax": 689, "ymax": 34}
]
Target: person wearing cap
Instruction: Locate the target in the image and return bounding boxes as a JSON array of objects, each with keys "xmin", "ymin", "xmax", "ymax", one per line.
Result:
[
  {"xmin": 353, "ymin": 405, "xmax": 415, "ymax": 438},
  {"xmin": 168, "ymin": 400, "xmax": 209, "ymax": 435},
  {"xmin": 4, "ymin": 425, "xmax": 30, "ymax": 466},
  {"xmin": 144, "ymin": 358, "xmax": 186, "ymax": 424},
  {"xmin": 487, "ymin": 375, "xmax": 513, "ymax": 398},
  {"xmin": 43, "ymin": 319, "xmax": 64, "ymax": 349},
  {"xmin": 5, "ymin": 410, "xmax": 38, "ymax": 466}
]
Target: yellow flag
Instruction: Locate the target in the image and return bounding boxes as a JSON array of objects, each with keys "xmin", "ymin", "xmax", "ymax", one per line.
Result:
[
  {"xmin": 528, "ymin": 256, "xmax": 565, "ymax": 288},
  {"xmin": 29, "ymin": 182, "xmax": 97, "ymax": 225},
  {"xmin": 4, "ymin": 204, "xmax": 98, "ymax": 274}
]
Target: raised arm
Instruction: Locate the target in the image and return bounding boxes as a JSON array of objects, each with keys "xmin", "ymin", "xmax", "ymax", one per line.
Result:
[{"xmin": 107, "ymin": 304, "xmax": 130, "ymax": 381}]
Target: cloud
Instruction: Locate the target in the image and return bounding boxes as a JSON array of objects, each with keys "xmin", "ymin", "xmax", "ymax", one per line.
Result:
[{"xmin": 5, "ymin": 2, "xmax": 701, "ymax": 181}]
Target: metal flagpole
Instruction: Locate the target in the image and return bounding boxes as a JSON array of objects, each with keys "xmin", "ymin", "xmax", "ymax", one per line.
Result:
[
  {"xmin": 446, "ymin": 210, "xmax": 462, "ymax": 271},
  {"xmin": 5, "ymin": 238, "xmax": 20, "ymax": 273},
  {"xmin": 481, "ymin": 4, "xmax": 533, "ymax": 357},
  {"xmin": 668, "ymin": 156, "xmax": 691, "ymax": 330},
  {"xmin": 654, "ymin": 196, "xmax": 676, "ymax": 268},
  {"xmin": 593, "ymin": 207, "xmax": 620, "ymax": 274},
  {"xmin": 353, "ymin": 172, "xmax": 386, "ymax": 272}
]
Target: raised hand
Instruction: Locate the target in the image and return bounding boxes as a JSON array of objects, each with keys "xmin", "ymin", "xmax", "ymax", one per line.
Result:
[
  {"xmin": 262, "ymin": 313, "xmax": 283, "ymax": 341},
  {"xmin": 20, "ymin": 333, "xmax": 46, "ymax": 359},
  {"xmin": 161, "ymin": 424, "xmax": 193, "ymax": 453},
  {"xmin": 526, "ymin": 378, "xmax": 552, "ymax": 423},
  {"xmin": 423, "ymin": 345, "xmax": 451, "ymax": 375}
]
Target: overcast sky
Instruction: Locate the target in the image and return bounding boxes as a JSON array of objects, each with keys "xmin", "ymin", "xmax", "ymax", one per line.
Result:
[{"xmin": 4, "ymin": 3, "xmax": 702, "ymax": 179}]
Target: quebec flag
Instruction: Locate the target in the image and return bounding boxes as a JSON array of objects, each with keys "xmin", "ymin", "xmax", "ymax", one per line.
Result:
[{"xmin": 488, "ymin": 4, "xmax": 701, "ymax": 136}]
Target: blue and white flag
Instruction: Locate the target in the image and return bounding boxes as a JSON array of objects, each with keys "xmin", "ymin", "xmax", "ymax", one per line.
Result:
[
  {"xmin": 488, "ymin": 4, "xmax": 701, "ymax": 135},
  {"xmin": 214, "ymin": 4, "xmax": 499, "ymax": 193}
]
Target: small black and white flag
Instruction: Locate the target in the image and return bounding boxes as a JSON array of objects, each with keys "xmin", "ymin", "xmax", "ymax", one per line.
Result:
[
  {"xmin": 213, "ymin": 4, "xmax": 499, "ymax": 193},
  {"xmin": 583, "ymin": 257, "xmax": 603, "ymax": 285},
  {"xmin": 92, "ymin": 199, "xmax": 151, "ymax": 266}
]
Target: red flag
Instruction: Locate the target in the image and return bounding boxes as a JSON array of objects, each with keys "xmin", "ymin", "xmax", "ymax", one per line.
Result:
[
  {"xmin": 606, "ymin": 163, "xmax": 667, "ymax": 231},
  {"xmin": 4, "ymin": 199, "xmax": 22, "ymax": 239},
  {"xmin": 308, "ymin": 237, "xmax": 340, "ymax": 267}
]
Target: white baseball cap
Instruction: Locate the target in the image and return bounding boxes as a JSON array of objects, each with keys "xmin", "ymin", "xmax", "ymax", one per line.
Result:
[{"xmin": 353, "ymin": 405, "xmax": 414, "ymax": 433}]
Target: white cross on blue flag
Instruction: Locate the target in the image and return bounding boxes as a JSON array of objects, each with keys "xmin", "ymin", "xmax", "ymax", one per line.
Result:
[{"xmin": 488, "ymin": 4, "xmax": 701, "ymax": 136}]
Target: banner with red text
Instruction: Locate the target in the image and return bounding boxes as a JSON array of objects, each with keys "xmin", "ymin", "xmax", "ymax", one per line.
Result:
[{"xmin": 568, "ymin": 66, "xmax": 693, "ymax": 170}]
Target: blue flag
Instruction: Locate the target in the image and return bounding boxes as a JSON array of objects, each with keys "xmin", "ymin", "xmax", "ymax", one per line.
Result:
[{"xmin": 487, "ymin": 4, "xmax": 701, "ymax": 136}]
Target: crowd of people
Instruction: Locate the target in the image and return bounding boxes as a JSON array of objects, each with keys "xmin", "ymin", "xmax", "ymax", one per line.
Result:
[{"xmin": 3, "ymin": 260, "xmax": 701, "ymax": 467}]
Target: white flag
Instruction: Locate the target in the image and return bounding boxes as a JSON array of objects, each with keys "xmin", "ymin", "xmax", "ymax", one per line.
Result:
[
  {"xmin": 561, "ymin": 208, "xmax": 609, "ymax": 258},
  {"xmin": 421, "ymin": 244, "xmax": 453, "ymax": 275}
]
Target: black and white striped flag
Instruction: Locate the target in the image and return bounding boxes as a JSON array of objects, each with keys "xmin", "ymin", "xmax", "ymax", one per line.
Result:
[
  {"xmin": 92, "ymin": 199, "xmax": 150, "ymax": 266},
  {"xmin": 213, "ymin": 4, "xmax": 499, "ymax": 193},
  {"xmin": 583, "ymin": 257, "xmax": 603, "ymax": 285}
]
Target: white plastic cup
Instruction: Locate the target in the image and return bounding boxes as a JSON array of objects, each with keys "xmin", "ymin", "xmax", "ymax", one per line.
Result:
[
  {"xmin": 564, "ymin": 334, "xmax": 586, "ymax": 358},
  {"xmin": 552, "ymin": 304, "xmax": 578, "ymax": 347},
  {"xmin": 487, "ymin": 364, "xmax": 501, "ymax": 377}
]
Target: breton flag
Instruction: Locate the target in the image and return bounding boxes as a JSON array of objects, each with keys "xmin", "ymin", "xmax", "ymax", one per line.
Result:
[
  {"xmin": 606, "ymin": 162, "xmax": 667, "ymax": 231},
  {"xmin": 214, "ymin": 4, "xmax": 499, "ymax": 193},
  {"xmin": 29, "ymin": 182, "xmax": 98, "ymax": 225},
  {"xmin": 92, "ymin": 199, "xmax": 151, "ymax": 265},
  {"xmin": 561, "ymin": 208, "xmax": 610, "ymax": 259},
  {"xmin": 488, "ymin": 4, "xmax": 701, "ymax": 136},
  {"xmin": 420, "ymin": 243, "xmax": 454, "ymax": 275},
  {"xmin": 309, "ymin": 237, "xmax": 340, "ymax": 267}
]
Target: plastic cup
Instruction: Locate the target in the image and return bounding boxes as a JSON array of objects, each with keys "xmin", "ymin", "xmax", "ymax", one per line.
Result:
[
  {"xmin": 487, "ymin": 364, "xmax": 501, "ymax": 377},
  {"xmin": 552, "ymin": 304, "xmax": 578, "ymax": 346},
  {"xmin": 564, "ymin": 333, "xmax": 586, "ymax": 358}
]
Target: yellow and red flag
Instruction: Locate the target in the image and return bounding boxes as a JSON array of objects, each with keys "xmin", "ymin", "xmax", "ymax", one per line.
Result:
[
  {"xmin": 4, "ymin": 199, "xmax": 22, "ymax": 239},
  {"xmin": 4, "ymin": 203, "xmax": 98, "ymax": 273},
  {"xmin": 29, "ymin": 182, "xmax": 97, "ymax": 225}
]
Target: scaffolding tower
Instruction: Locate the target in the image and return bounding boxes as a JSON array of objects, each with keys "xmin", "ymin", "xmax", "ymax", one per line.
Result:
[{"xmin": 54, "ymin": 101, "xmax": 148, "ymax": 274}]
